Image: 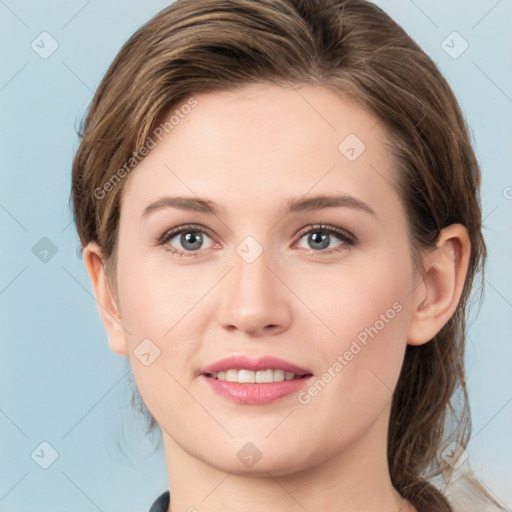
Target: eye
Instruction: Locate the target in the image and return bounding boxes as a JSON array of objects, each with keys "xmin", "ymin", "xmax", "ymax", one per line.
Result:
[
  {"xmin": 294, "ymin": 224, "xmax": 355, "ymax": 253},
  {"xmin": 157, "ymin": 223, "xmax": 355, "ymax": 258},
  {"xmin": 158, "ymin": 224, "xmax": 216, "ymax": 256}
]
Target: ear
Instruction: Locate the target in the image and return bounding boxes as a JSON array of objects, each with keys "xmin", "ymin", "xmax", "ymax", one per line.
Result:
[
  {"xmin": 82, "ymin": 242, "xmax": 129, "ymax": 356},
  {"xmin": 407, "ymin": 224, "xmax": 471, "ymax": 346}
]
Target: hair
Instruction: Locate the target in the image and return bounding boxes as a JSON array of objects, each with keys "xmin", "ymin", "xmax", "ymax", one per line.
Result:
[{"xmin": 70, "ymin": 1, "xmax": 504, "ymax": 510}]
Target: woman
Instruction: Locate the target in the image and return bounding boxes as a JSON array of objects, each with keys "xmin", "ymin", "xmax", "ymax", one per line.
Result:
[{"xmin": 71, "ymin": 0, "xmax": 506, "ymax": 510}]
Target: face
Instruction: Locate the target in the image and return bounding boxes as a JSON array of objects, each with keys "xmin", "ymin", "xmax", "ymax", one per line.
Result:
[{"xmin": 111, "ymin": 83, "xmax": 420, "ymax": 475}]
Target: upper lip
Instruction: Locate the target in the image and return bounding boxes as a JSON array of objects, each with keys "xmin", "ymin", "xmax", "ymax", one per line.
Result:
[{"xmin": 201, "ymin": 355, "xmax": 312, "ymax": 376}]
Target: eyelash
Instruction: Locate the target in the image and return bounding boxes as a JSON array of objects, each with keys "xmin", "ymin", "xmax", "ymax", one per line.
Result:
[{"xmin": 157, "ymin": 223, "xmax": 356, "ymax": 258}]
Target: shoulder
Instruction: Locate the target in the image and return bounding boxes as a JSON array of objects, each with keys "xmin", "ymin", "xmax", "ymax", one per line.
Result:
[
  {"xmin": 444, "ymin": 474, "xmax": 510, "ymax": 512},
  {"xmin": 148, "ymin": 490, "xmax": 170, "ymax": 512}
]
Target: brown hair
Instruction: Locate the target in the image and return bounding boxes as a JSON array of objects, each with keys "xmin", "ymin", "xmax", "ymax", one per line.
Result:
[{"xmin": 71, "ymin": 1, "xmax": 502, "ymax": 510}]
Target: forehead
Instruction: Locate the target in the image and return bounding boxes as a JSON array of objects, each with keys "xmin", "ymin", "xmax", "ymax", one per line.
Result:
[{"xmin": 121, "ymin": 83, "xmax": 399, "ymax": 220}]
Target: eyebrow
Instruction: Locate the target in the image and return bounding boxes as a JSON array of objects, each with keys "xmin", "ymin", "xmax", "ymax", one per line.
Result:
[{"xmin": 141, "ymin": 194, "xmax": 375, "ymax": 218}]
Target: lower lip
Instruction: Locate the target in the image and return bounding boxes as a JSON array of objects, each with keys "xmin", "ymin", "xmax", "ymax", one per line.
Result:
[{"xmin": 202, "ymin": 375, "xmax": 312, "ymax": 405}]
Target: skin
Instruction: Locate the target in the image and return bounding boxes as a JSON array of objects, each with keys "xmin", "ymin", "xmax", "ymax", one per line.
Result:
[{"xmin": 83, "ymin": 83, "xmax": 470, "ymax": 512}]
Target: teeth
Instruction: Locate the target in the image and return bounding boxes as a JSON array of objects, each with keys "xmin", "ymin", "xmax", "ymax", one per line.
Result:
[
  {"xmin": 238, "ymin": 369, "xmax": 255, "ymax": 383},
  {"xmin": 211, "ymin": 369, "xmax": 301, "ymax": 383},
  {"xmin": 255, "ymin": 369, "xmax": 273, "ymax": 383},
  {"xmin": 226, "ymin": 369, "xmax": 238, "ymax": 381}
]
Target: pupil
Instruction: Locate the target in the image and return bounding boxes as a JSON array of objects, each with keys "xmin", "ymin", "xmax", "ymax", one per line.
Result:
[
  {"xmin": 309, "ymin": 232, "xmax": 329, "ymax": 250},
  {"xmin": 181, "ymin": 232, "xmax": 203, "ymax": 250}
]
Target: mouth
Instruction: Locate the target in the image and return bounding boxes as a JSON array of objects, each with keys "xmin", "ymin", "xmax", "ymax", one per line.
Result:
[
  {"xmin": 200, "ymin": 355, "xmax": 313, "ymax": 405},
  {"xmin": 204, "ymin": 369, "xmax": 311, "ymax": 383},
  {"xmin": 200, "ymin": 355, "xmax": 313, "ymax": 381}
]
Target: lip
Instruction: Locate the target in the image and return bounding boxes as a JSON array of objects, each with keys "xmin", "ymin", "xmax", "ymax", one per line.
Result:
[
  {"xmin": 200, "ymin": 355, "xmax": 313, "ymax": 405},
  {"xmin": 202, "ymin": 375, "xmax": 312, "ymax": 405},
  {"xmin": 200, "ymin": 355, "xmax": 312, "ymax": 376}
]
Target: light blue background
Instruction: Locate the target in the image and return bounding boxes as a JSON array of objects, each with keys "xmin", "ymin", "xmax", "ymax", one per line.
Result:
[{"xmin": 1, "ymin": 1, "xmax": 511, "ymax": 510}]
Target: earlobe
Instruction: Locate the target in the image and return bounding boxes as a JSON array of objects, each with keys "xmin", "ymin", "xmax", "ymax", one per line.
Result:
[
  {"xmin": 407, "ymin": 224, "xmax": 471, "ymax": 346},
  {"xmin": 82, "ymin": 242, "xmax": 129, "ymax": 357}
]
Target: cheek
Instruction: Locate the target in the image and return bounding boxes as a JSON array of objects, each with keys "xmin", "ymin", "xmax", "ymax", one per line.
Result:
[
  {"xmin": 115, "ymin": 248, "xmax": 229, "ymax": 417},
  {"xmin": 117, "ymin": 248, "xmax": 209, "ymax": 342},
  {"xmin": 302, "ymin": 251, "xmax": 413, "ymax": 408},
  {"xmin": 310, "ymin": 250, "xmax": 411, "ymax": 347}
]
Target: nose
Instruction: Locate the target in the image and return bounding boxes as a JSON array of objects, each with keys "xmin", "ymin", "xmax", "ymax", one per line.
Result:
[{"xmin": 216, "ymin": 247, "xmax": 292, "ymax": 337}]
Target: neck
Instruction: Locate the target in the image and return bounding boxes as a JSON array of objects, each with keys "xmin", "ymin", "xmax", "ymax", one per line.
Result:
[{"xmin": 161, "ymin": 406, "xmax": 416, "ymax": 512}]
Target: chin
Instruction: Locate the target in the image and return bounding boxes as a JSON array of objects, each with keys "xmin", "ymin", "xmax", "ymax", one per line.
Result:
[{"xmin": 208, "ymin": 453, "xmax": 309, "ymax": 478}]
